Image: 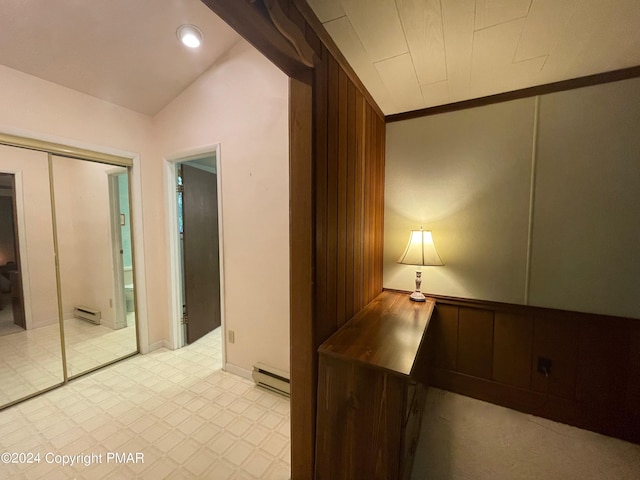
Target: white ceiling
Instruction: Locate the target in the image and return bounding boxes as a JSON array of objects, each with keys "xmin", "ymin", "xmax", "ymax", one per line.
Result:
[
  {"xmin": 306, "ymin": 0, "xmax": 640, "ymax": 115},
  {"xmin": 0, "ymin": 0, "xmax": 240, "ymax": 116},
  {"xmin": 1, "ymin": 1, "xmax": 638, "ymax": 118}
]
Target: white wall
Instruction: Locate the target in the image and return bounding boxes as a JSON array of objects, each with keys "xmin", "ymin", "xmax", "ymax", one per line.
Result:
[
  {"xmin": 412, "ymin": 388, "xmax": 640, "ymax": 480},
  {"xmin": 385, "ymin": 77, "xmax": 640, "ymax": 319},
  {"xmin": 0, "ymin": 38, "xmax": 290, "ymax": 373},
  {"xmin": 385, "ymin": 98, "xmax": 535, "ymax": 304},
  {"xmin": 155, "ymin": 40, "xmax": 290, "ymax": 375}
]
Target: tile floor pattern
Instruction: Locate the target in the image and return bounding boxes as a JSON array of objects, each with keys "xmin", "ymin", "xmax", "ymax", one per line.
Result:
[
  {"xmin": 0, "ymin": 328, "xmax": 291, "ymax": 479},
  {"xmin": 0, "ymin": 317, "xmax": 137, "ymax": 406}
]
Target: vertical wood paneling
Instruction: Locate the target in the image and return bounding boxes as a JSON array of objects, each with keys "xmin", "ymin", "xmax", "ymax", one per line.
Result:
[
  {"xmin": 493, "ymin": 312, "xmax": 533, "ymax": 389},
  {"xmin": 627, "ymin": 328, "xmax": 640, "ymax": 442},
  {"xmin": 427, "ymin": 304, "xmax": 459, "ymax": 370},
  {"xmin": 426, "ymin": 298, "xmax": 640, "ymax": 445},
  {"xmin": 325, "ymin": 55, "xmax": 340, "ymax": 336},
  {"xmin": 374, "ymin": 115, "xmax": 382, "ymax": 298},
  {"xmin": 531, "ymin": 314, "xmax": 578, "ymax": 399},
  {"xmin": 345, "ymin": 82, "xmax": 357, "ymax": 321},
  {"xmin": 336, "ymin": 69, "xmax": 348, "ymax": 328},
  {"xmin": 308, "ymin": 15, "xmax": 386, "ymax": 478},
  {"xmin": 576, "ymin": 318, "xmax": 629, "ymax": 436},
  {"xmin": 458, "ymin": 307, "xmax": 494, "ymax": 379},
  {"xmin": 353, "ymin": 90, "xmax": 366, "ymax": 313},
  {"xmin": 314, "ymin": 47, "xmax": 330, "ymax": 346}
]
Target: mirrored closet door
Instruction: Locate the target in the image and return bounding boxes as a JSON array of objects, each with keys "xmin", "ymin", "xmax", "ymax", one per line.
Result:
[
  {"xmin": 51, "ymin": 155, "xmax": 138, "ymax": 378},
  {"xmin": 0, "ymin": 145, "xmax": 64, "ymax": 406},
  {"xmin": 0, "ymin": 139, "xmax": 138, "ymax": 409}
]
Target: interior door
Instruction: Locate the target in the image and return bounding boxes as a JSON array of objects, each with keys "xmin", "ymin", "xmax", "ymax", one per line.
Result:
[
  {"xmin": 182, "ymin": 163, "xmax": 221, "ymax": 344},
  {"xmin": 2, "ymin": 174, "xmax": 25, "ymax": 328}
]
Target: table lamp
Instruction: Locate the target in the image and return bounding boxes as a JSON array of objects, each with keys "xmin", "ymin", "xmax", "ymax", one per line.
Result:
[{"xmin": 397, "ymin": 227, "xmax": 443, "ymax": 301}]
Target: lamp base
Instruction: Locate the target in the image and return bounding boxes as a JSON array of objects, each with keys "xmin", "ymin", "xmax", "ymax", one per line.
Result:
[{"xmin": 409, "ymin": 291, "xmax": 426, "ymax": 302}]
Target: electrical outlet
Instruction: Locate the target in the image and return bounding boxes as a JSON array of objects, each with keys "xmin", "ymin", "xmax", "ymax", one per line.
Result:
[
  {"xmin": 228, "ymin": 330, "xmax": 235, "ymax": 344},
  {"xmin": 537, "ymin": 356, "xmax": 552, "ymax": 376}
]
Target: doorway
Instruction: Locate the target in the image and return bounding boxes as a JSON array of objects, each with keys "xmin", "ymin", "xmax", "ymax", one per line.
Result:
[
  {"xmin": 0, "ymin": 173, "xmax": 25, "ymax": 335},
  {"xmin": 167, "ymin": 147, "xmax": 224, "ymax": 350},
  {"xmin": 108, "ymin": 169, "xmax": 135, "ymax": 332}
]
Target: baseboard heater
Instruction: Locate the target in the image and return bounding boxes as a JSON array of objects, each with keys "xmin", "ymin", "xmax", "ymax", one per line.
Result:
[
  {"xmin": 252, "ymin": 362, "xmax": 290, "ymax": 397},
  {"xmin": 74, "ymin": 306, "xmax": 101, "ymax": 325}
]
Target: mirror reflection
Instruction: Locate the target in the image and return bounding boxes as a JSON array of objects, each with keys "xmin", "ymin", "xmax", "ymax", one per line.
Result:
[
  {"xmin": 51, "ymin": 156, "xmax": 137, "ymax": 378},
  {"xmin": 0, "ymin": 146, "xmax": 64, "ymax": 406}
]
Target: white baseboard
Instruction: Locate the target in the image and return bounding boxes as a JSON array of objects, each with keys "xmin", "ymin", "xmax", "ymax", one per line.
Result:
[
  {"xmin": 224, "ymin": 362, "xmax": 253, "ymax": 381},
  {"xmin": 31, "ymin": 316, "xmax": 61, "ymax": 330},
  {"xmin": 147, "ymin": 339, "xmax": 171, "ymax": 352}
]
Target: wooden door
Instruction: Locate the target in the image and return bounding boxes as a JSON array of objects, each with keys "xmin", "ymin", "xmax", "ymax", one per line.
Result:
[{"xmin": 181, "ymin": 164, "xmax": 221, "ymax": 344}]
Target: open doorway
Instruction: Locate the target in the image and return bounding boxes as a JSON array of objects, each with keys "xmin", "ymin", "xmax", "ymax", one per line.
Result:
[
  {"xmin": 0, "ymin": 173, "xmax": 25, "ymax": 336},
  {"xmin": 167, "ymin": 148, "xmax": 224, "ymax": 350},
  {"xmin": 108, "ymin": 168, "xmax": 135, "ymax": 332}
]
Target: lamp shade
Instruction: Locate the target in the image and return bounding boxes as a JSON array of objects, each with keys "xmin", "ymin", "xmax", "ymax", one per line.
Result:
[{"xmin": 397, "ymin": 229, "xmax": 444, "ymax": 266}]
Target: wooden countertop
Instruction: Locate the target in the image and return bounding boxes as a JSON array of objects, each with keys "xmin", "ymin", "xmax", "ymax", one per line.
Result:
[{"xmin": 318, "ymin": 290, "xmax": 435, "ymax": 378}]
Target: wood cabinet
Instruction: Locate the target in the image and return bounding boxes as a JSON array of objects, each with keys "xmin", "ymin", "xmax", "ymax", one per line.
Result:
[{"xmin": 315, "ymin": 291, "xmax": 435, "ymax": 480}]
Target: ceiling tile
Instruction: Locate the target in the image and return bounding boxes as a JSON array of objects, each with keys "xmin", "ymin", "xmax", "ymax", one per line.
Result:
[
  {"xmin": 474, "ymin": 0, "xmax": 532, "ymax": 30},
  {"xmin": 471, "ymin": 18, "xmax": 546, "ymax": 97},
  {"xmin": 341, "ymin": 0, "xmax": 408, "ymax": 62},
  {"xmin": 441, "ymin": 0, "xmax": 476, "ymax": 102},
  {"xmin": 324, "ymin": 16, "xmax": 398, "ymax": 113},
  {"xmin": 397, "ymin": 0, "xmax": 447, "ymax": 86},
  {"xmin": 514, "ymin": 0, "xmax": 578, "ymax": 62},
  {"xmin": 420, "ymin": 81, "xmax": 450, "ymax": 107},
  {"xmin": 570, "ymin": 0, "xmax": 640, "ymax": 74},
  {"xmin": 375, "ymin": 53, "xmax": 424, "ymax": 112},
  {"xmin": 540, "ymin": 0, "xmax": 620, "ymax": 81},
  {"xmin": 307, "ymin": 0, "xmax": 639, "ymax": 114},
  {"xmin": 306, "ymin": 0, "xmax": 345, "ymax": 22}
]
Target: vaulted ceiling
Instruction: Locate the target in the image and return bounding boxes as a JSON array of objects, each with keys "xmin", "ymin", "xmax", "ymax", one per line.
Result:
[
  {"xmin": 307, "ymin": 0, "xmax": 640, "ymax": 114},
  {"xmin": 0, "ymin": 0, "xmax": 239, "ymax": 116},
  {"xmin": 0, "ymin": 1, "xmax": 638, "ymax": 117}
]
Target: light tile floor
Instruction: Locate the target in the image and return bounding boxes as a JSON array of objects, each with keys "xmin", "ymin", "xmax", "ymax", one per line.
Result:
[
  {"xmin": 0, "ymin": 328, "xmax": 291, "ymax": 479},
  {"xmin": 0, "ymin": 317, "xmax": 137, "ymax": 406}
]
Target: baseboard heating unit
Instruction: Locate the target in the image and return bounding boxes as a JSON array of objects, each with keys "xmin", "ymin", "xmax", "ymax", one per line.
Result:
[
  {"xmin": 252, "ymin": 362, "xmax": 290, "ymax": 397},
  {"xmin": 74, "ymin": 306, "xmax": 101, "ymax": 325}
]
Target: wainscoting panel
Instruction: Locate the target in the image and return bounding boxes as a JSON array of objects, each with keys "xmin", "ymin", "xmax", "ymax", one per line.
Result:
[
  {"xmin": 492, "ymin": 312, "xmax": 533, "ymax": 389},
  {"xmin": 457, "ymin": 307, "xmax": 494, "ymax": 380},
  {"xmin": 421, "ymin": 294, "xmax": 640, "ymax": 444}
]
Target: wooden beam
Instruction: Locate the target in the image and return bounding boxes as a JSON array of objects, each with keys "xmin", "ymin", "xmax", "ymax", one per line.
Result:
[
  {"xmin": 386, "ymin": 65, "xmax": 640, "ymax": 123},
  {"xmin": 201, "ymin": 0, "xmax": 312, "ymax": 79},
  {"xmin": 289, "ymin": 75, "xmax": 315, "ymax": 479},
  {"xmin": 265, "ymin": 0, "xmax": 315, "ymax": 68}
]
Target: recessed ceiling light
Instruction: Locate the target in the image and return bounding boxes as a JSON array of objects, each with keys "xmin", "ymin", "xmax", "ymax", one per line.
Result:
[{"xmin": 177, "ymin": 24, "xmax": 203, "ymax": 49}]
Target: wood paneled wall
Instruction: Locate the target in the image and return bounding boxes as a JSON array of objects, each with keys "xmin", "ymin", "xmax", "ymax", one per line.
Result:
[
  {"xmin": 421, "ymin": 294, "xmax": 640, "ymax": 444},
  {"xmin": 305, "ymin": 4, "xmax": 386, "ymax": 476},
  {"xmin": 313, "ymin": 51, "xmax": 385, "ymax": 343},
  {"xmin": 201, "ymin": 2, "xmax": 387, "ymax": 478}
]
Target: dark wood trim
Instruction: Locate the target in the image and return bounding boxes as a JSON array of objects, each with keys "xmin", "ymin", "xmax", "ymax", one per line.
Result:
[
  {"xmin": 290, "ymin": 0, "xmax": 385, "ymax": 119},
  {"xmin": 386, "ymin": 65, "xmax": 640, "ymax": 123},
  {"xmin": 201, "ymin": 0, "xmax": 312, "ymax": 80},
  {"xmin": 384, "ymin": 288, "xmax": 639, "ymax": 323},
  {"xmin": 289, "ymin": 74, "xmax": 315, "ymax": 479},
  {"xmin": 429, "ymin": 368, "xmax": 584, "ymax": 430}
]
